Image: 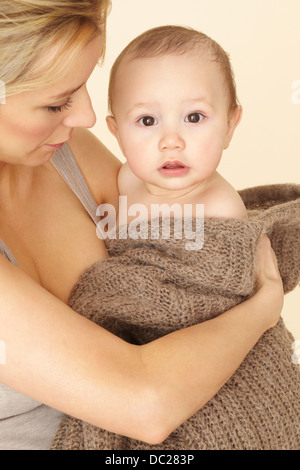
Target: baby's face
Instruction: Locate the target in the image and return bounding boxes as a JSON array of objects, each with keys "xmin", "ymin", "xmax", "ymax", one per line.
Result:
[{"xmin": 107, "ymin": 52, "xmax": 240, "ymax": 192}]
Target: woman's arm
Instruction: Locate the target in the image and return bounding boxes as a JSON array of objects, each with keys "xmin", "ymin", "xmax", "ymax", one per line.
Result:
[{"xmin": 0, "ymin": 237, "xmax": 283, "ymax": 445}]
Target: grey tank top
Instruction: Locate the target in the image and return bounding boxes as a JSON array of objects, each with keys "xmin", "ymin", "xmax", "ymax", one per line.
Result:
[{"xmin": 0, "ymin": 143, "xmax": 99, "ymax": 450}]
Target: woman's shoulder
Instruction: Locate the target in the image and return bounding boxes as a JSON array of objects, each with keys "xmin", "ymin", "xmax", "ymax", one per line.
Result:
[{"xmin": 68, "ymin": 128, "xmax": 122, "ymax": 205}]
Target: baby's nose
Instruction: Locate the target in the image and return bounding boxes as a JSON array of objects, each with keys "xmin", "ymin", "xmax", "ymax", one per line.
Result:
[{"xmin": 159, "ymin": 131, "xmax": 185, "ymax": 151}]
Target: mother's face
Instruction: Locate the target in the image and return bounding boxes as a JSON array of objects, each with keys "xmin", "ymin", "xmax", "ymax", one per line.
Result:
[{"xmin": 0, "ymin": 35, "xmax": 102, "ymax": 167}]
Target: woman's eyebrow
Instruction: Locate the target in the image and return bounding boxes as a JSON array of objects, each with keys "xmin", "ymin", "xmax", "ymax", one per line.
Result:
[{"xmin": 49, "ymin": 82, "xmax": 85, "ymax": 100}]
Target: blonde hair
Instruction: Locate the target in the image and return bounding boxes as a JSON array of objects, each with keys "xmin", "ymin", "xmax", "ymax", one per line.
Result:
[
  {"xmin": 108, "ymin": 25, "xmax": 239, "ymax": 115},
  {"xmin": 0, "ymin": 0, "xmax": 111, "ymax": 96}
]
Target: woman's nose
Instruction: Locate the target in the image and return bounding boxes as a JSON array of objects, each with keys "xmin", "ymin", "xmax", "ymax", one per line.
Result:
[
  {"xmin": 62, "ymin": 86, "xmax": 96, "ymax": 129},
  {"xmin": 159, "ymin": 130, "xmax": 185, "ymax": 151}
]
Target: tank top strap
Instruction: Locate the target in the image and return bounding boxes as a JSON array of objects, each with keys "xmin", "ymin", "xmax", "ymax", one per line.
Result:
[
  {"xmin": 0, "ymin": 239, "xmax": 18, "ymax": 267},
  {"xmin": 50, "ymin": 143, "xmax": 100, "ymax": 226}
]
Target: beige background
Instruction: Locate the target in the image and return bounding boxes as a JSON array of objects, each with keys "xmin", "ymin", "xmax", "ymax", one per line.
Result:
[{"xmin": 88, "ymin": 0, "xmax": 300, "ymax": 339}]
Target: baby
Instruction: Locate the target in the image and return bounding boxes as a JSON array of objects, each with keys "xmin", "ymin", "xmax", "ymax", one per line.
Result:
[
  {"xmin": 106, "ymin": 25, "xmax": 247, "ymax": 231},
  {"xmin": 53, "ymin": 25, "xmax": 300, "ymax": 451}
]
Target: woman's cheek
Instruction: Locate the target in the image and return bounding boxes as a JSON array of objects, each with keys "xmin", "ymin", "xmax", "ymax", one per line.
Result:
[
  {"xmin": 12, "ymin": 113, "xmax": 55, "ymax": 141},
  {"xmin": 31, "ymin": 122, "xmax": 63, "ymax": 145}
]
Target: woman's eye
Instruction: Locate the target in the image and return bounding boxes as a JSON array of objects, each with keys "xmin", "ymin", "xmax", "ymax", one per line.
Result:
[
  {"xmin": 185, "ymin": 112, "xmax": 204, "ymax": 123},
  {"xmin": 48, "ymin": 98, "xmax": 73, "ymax": 113},
  {"xmin": 138, "ymin": 116, "xmax": 157, "ymax": 127}
]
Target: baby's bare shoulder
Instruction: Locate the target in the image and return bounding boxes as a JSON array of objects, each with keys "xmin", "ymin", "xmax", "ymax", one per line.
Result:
[{"xmin": 204, "ymin": 174, "xmax": 248, "ymax": 219}]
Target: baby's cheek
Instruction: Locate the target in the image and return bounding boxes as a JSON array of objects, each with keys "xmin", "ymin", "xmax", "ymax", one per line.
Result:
[
  {"xmin": 123, "ymin": 141, "xmax": 146, "ymax": 168},
  {"xmin": 196, "ymin": 141, "xmax": 223, "ymax": 173}
]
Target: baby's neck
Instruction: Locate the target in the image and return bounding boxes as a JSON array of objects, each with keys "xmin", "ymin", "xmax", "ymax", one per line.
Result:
[
  {"xmin": 117, "ymin": 162, "xmax": 220, "ymax": 218},
  {"xmin": 143, "ymin": 177, "xmax": 215, "ymax": 205}
]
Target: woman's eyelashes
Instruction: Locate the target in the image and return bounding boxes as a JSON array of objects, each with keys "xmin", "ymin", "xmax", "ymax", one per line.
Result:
[
  {"xmin": 47, "ymin": 97, "xmax": 73, "ymax": 113},
  {"xmin": 137, "ymin": 112, "xmax": 205, "ymax": 127}
]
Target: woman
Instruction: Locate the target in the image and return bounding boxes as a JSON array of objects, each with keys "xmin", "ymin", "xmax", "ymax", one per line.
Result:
[{"xmin": 0, "ymin": 0, "xmax": 284, "ymax": 450}]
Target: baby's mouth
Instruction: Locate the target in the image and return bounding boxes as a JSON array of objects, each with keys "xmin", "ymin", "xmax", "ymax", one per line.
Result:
[
  {"xmin": 158, "ymin": 161, "xmax": 190, "ymax": 177},
  {"xmin": 162, "ymin": 161, "xmax": 184, "ymax": 169}
]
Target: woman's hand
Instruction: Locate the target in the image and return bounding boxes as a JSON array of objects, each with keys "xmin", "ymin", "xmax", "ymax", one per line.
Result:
[{"xmin": 254, "ymin": 235, "xmax": 284, "ymax": 329}]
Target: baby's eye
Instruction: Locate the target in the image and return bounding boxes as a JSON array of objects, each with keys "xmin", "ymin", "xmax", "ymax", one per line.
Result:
[
  {"xmin": 138, "ymin": 116, "xmax": 158, "ymax": 127},
  {"xmin": 185, "ymin": 112, "xmax": 204, "ymax": 123}
]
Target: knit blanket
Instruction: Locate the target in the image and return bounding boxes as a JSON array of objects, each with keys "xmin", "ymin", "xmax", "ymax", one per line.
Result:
[{"xmin": 52, "ymin": 184, "xmax": 300, "ymax": 450}]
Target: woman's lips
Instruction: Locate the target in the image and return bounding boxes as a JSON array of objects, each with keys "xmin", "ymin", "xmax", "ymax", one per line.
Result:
[{"xmin": 158, "ymin": 160, "xmax": 190, "ymax": 177}]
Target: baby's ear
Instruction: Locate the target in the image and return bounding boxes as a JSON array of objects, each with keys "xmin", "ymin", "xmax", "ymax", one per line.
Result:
[
  {"xmin": 106, "ymin": 115, "xmax": 118, "ymax": 138},
  {"xmin": 224, "ymin": 105, "xmax": 243, "ymax": 149}
]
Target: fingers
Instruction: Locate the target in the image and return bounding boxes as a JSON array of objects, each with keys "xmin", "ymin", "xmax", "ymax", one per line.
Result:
[{"xmin": 255, "ymin": 235, "xmax": 283, "ymax": 287}]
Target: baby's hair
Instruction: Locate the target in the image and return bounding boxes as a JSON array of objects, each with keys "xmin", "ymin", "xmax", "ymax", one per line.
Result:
[{"xmin": 108, "ymin": 25, "xmax": 239, "ymax": 115}]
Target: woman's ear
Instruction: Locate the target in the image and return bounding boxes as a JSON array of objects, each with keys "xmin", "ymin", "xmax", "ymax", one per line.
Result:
[
  {"xmin": 224, "ymin": 105, "xmax": 243, "ymax": 149},
  {"xmin": 106, "ymin": 115, "xmax": 118, "ymax": 138}
]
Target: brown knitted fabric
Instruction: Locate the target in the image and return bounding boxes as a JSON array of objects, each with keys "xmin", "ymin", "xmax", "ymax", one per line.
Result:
[{"xmin": 52, "ymin": 184, "xmax": 300, "ymax": 450}]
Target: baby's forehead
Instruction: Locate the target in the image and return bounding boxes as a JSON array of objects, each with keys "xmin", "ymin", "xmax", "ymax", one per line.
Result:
[
  {"xmin": 118, "ymin": 49, "xmax": 219, "ymax": 76},
  {"xmin": 109, "ymin": 47, "xmax": 233, "ymax": 115}
]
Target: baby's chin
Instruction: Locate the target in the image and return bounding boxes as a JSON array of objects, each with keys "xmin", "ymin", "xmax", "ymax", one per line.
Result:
[{"xmin": 144, "ymin": 178, "xmax": 205, "ymax": 199}]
